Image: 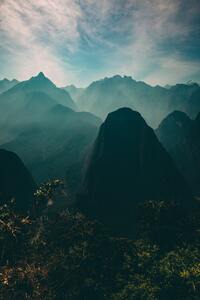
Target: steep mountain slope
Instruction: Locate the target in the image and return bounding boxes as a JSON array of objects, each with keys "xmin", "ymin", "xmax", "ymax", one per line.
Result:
[
  {"xmin": 156, "ymin": 111, "xmax": 200, "ymax": 196},
  {"xmin": 78, "ymin": 108, "xmax": 192, "ymax": 236},
  {"xmin": 0, "ymin": 149, "xmax": 36, "ymax": 212},
  {"xmin": 0, "ymin": 73, "xmax": 76, "ymax": 144},
  {"xmin": 78, "ymin": 75, "xmax": 200, "ymax": 127},
  {"xmin": 0, "ymin": 78, "xmax": 19, "ymax": 94},
  {"xmin": 63, "ymin": 84, "xmax": 85, "ymax": 103},
  {"xmin": 0, "ymin": 72, "xmax": 76, "ymax": 113},
  {"xmin": 2, "ymin": 104, "xmax": 101, "ymax": 185}
]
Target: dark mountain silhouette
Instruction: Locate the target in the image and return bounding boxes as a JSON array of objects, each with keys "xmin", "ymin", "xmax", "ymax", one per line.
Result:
[
  {"xmin": 156, "ymin": 111, "xmax": 192, "ymax": 146},
  {"xmin": 0, "ymin": 78, "xmax": 19, "ymax": 94},
  {"xmin": 2, "ymin": 104, "xmax": 101, "ymax": 186},
  {"xmin": 0, "ymin": 149, "xmax": 36, "ymax": 212},
  {"xmin": 78, "ymin": 75, "xmax": 200, "ymax": 128},
  {"xmin": 78, "ymin": 108, "xmax": 192, "ymax": 236},
  {"xmin": 156, "ymin": 111, "xmax": 200, "ymax": 196}
]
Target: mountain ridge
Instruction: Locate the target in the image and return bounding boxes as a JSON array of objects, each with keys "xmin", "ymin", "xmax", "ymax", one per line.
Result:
[{"xmin": 77, "ymin": 75, "xmax": 200, "ymax": 128}]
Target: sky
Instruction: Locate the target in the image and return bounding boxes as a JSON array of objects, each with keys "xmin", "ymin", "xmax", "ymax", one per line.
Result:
[{"xmin": 0, "ymin": 0, "xmax": 200, "ymax": 87}]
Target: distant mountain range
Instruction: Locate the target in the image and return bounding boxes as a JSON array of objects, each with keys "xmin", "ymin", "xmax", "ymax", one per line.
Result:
[
  {"xmin": 0, "ymin": 72, "xmax": 199, "ymax": 204},
  {"xmin": 0, "ymin": 78, "xmax": 19, "ymax": 94},
  {"xmin": 0, "ymin": 72, "xmax": 76, "ymax": 144},
  {"xmin": 78, "ymin": 108, "xmax": 192, "ymax": 236},
  {"xmin": 2, "ymin": 104, "xmax": 101, "ymax": 185},
  {"xmin": 156, "ymin": 111, "xmax": 200, "ymax": 196},
  {"xmin": 0, "ymin": 73, "xmax": 101, "ymax": 187},
  {"xmin": 77, "ymin": 75, "xmax": 200, "ymax": 127},
  {"xmin": 63, "ymin": 84, "xmax": 85, "ymax": 103},
  {"xmin": 1, "ymin": 73, "xmax": 199, "ymax": 129}
]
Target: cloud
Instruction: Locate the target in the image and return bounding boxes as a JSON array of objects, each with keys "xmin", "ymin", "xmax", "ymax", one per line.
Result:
[
  {"xmin": 145, "ymin": 56, "xmax": 200, "ymax": 85},
  {"xmin": 0, "ymin": 0, "xmax": 81, "ymax": 83},
  {"xmin": 0, "ymin": 0, "xmax": 199, "ymax": 85},
  {"xmin": 99, "ymin": 0, "xmax": 200, "ymax": 85}
]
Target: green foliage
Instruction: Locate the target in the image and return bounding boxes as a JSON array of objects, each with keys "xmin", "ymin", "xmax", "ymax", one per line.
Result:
[
  {"xmin": 0, "ymin": 200, "xmax": 32, "ymax": 264},
  {"xmin": 137, "ymin": 199, "xmax": 198, "ymax": 248},
  {"xmin": 158, "ymin": 246, "xmax": 200, "ymax": 299},
  {"xmin": 0, "ymin": 186, "xmax": 200, "ymax": 299},
  {"xmin": 34, "ymin": 179, "xmax": 68, "ymax": 214}
]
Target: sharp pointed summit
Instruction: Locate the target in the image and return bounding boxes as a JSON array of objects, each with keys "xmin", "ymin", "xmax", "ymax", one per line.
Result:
[
  {"xmin": 37, "ymin": 71, "xmax": 45, "ymax": 77},
  {"xmin": 29, "ymin": 72, "xmax": 51, "ymax": 85},
  {"xmin": 33, "ymin": 72, "xmax": 48, "ymax": 81},
  {"xmin": 0, "ymin": 72, "xmax": 76, "ymax": 124}
]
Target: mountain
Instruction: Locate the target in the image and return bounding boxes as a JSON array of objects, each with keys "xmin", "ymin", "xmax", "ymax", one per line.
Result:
[
  {"xmin": 2, "ymin": 104, "xmax": 101, "ymax": 188},
  {"xmin": 156, "ymin": 111, "xmax": 200, "ymax": 196},
  {"xmin": 0, "ymin": 149, "xmax": 36, "ymax": 212},
  {"xmin": 0, "ymin": 72, "xmax": 76, "ymax": 111},
  {"xmin": 78, "ymin": 75, "xmax": 200, "ymax": 128},
  {"xmin": 63, "ymin": 84, "xmax": 85, "ymax": 103},
  {"xmin": 167, "ymin": 83, "xmax": 200, "ymax": 116},
  {"xmin": 0, "ymin": 78, "xmax": 19, "ymax": 94},
  {"xmin": 78, "ymin": 108, "xmax": 192, "ymax": 236},
  {"xmin": 0, "ymin": 73, "xmax": 101, "ymax": 193},
  {"xmin": 0, "ymin": 72, "xmax": 76, "ymax": 144}
]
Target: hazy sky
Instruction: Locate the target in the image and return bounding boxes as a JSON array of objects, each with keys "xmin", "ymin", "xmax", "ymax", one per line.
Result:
[{"xmin": 0, "ymin": 0, "xmax": 200, "ymax": 87}]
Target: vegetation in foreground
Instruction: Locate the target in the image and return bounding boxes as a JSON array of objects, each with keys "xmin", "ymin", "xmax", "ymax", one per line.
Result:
[{"xmin": 0, "ymin": 180, "xmax": 200, "ymax": 300}]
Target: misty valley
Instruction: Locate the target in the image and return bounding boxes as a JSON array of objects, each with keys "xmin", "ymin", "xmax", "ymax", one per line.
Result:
[{"xmin": 0, "ymin": 73, "xmax": 200, "ymax": 299}]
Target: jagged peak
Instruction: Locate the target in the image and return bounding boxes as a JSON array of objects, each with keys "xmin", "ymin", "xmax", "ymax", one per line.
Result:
[
  {"xmin": 27, "ymin": 72, "xmax": 55, "ymax": 86},
  {"xmin": 89, "ymin": 75, "xmax": 136, "ymax": 88},
  {"xmin": 37, "ymin": 71, "xmax": 45, "ymax": 78},
  {"xmin": 30, "ymin": 72, "xmax": 49, "ymax": 81},
  {"xmin": 1, "ymin": 78, "xmax": 18, "ymax": 83}
]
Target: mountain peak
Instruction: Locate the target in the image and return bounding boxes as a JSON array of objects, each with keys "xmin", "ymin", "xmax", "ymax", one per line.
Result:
[
  {"xmin": 37, "ymin": 72, "xmax": 45, "ymax": 78},
  {"xmin": 1, "ymin": 78, "xmax": 18, "ymax": 83},
  {"xmin": 30, "ymin": 72, "xmax": 48, "ymax": 82},
  {"xmin": 157, "ymin": 111, "xmax": 192, "ymax": 131},
  {"xmin": 106, "ymin": 107, "xmax": 143, "ymax": 122},
  {"xmin": 28, "ymin": 72, "xmax": 54, "ymax": 86},
  {"xmin": 166, "ymin": 110, "xmax": 191, "ymax": 122},
  {"xmin": 2, "ymin": 78, "xmax": 9, "ymax": 82}
]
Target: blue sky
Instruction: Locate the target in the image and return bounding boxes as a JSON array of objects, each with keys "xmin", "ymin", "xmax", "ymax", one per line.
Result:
[{"xmin": 0, "ymin": 0, "xmax": 200, "ymax": 87}]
